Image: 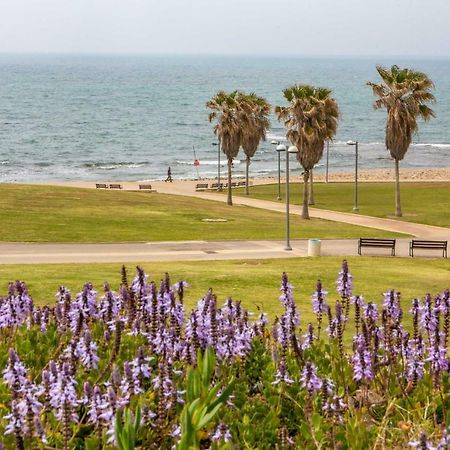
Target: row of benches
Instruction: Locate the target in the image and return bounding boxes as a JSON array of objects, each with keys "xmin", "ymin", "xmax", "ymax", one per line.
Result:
[
  {"xmin": 358, "ymin": 238, "xmax": 447, "ymax": 258},
  {"xmin": 95, "ymin": 183, "xmax": 155, "ymax": 191},
  {"xmin": 195, "ymin": 181, "xmax": 251, "ymax": 191}
]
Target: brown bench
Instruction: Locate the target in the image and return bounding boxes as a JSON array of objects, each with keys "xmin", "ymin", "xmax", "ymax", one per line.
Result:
[
  {"xmin": 358, "ymin": 238, "xmax": 396, "ymax": 256},
  {"xmin": 95, "ymin": 183, "xmax": 108, "ymax": 189},
  {"xmin": 210, "ymin": 183, "xmax": 223, "ymax": 190},
  {"xmin": 195, "ymin": 183, "xmax": 209, "ymax": 191},
  {"xmin": 409, "ymin": 240, "xmax": 447, "ymax": 258},
  {"xmin": 138, "ymin": 184, "xmax": 156, "ymax": 192},
  {"xmin": 109, "ymin": 184, "xmax": 123, "ymax": 189}
]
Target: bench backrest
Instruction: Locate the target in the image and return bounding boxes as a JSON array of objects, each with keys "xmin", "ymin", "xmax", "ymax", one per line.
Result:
[
  {"xmin": 139, "ymin": 184, "xmax": 152, "ymax": 189},
  {"xmin": 109, "ymin": 184, "xmax": 122, "ymax": 189},
  {"xmin": 96, "ymin": 183, "xmax": 108, "ymax": 189},
  {"xmin": 411, "ymin": 240, "xmax": 447, "ymax": 247},
  {"xmin": 359, "ymin": 238, "xmax": 395, "ymax": 245},
  {"xmin": 196, "ymin": 183, "xmax": 209, "ymax": 188}
]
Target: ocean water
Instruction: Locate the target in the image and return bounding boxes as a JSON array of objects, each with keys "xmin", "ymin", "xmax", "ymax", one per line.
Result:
[{"xmin": 0, "ymin": 54, "xmax": 449, "ymax": 182}]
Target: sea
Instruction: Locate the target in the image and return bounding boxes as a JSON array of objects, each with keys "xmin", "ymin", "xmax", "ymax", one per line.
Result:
[{"xmin": 0, "ymin": 54, "xmax": 449, "ymax": 182}]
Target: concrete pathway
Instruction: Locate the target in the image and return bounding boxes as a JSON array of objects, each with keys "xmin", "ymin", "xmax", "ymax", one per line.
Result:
[{"xmin": 0, "ymin": 238, "xmax": 447, "ymax": 265}]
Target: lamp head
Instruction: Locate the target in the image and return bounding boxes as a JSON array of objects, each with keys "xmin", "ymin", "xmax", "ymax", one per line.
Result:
[
  {"xmin": 288, "ymin": 146, "xmax": 299, "ymax": 153},
  {"xmin": 346, "ymin": 140, "xmax": 357, "ymax": 146},
  {"xmin": 276, "ymin": 144, "xmax": 287, "ymax": 152}
]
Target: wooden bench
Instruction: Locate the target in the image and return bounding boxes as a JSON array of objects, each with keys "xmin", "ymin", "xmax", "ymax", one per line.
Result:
[
  {"xmin": 358, "ymin": 238, "xmax": 396, "ymax": 256},
  {"xmin": 237, "ymin": 181, "xmax": 246, "ymax": 187},
  {"xmin": 409, "ymin": 240, "xmax": 447, "ymax": 258},
  {"xmin": 195, "ymin": 183, "xmax": 209, "ymax": 191},
  {"xmin": 138, "ymin": 184, "xmax": 156, "ymax": 192},
  {"xmin": 210, "ymin": 183, "xmax": 223, "ymax": 190},
  {"xmin": 109, "ymin": 184, "xmax": 123, "ymax": 189},
  {"xmin": 95, "ymin": 183, "xmax": 108, "ymax": 189}
]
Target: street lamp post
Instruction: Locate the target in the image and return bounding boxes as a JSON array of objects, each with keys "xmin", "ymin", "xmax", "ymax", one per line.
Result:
[
  {"xmin": 325, "ymin": 140, "xmax": 330, "ymax": 183},
  {"xmin": 211, "ymin": 141, "xmax": 221, "ymax": 191},
  {"xmin": 271, "ymin": 140, "xmax": 284, "ymax": 201},
  {"xmin": 346, "ymin": 140, "xmax": 359, "ymax": 211},
  {"xmin": 285, "ymin": 145, "xmax": 299, "ymax": 251},
  {"xmin": 276, "ymin": 144, "xmax": 286, "ymax": 201}
]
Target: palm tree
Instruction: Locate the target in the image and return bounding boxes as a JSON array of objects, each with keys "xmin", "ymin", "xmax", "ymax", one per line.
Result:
[
  {"xmin": 207, "ymin": 91, "xmax": 243, "ymax": 206},
  {"xmin": 240, "ymin": 92, "xmax": 271, "ymax": 195},
  {"xmin": 368, "ymin": 65, "xmax": 435, "ymax": 217},
  {"xmin": 309, "ymin": 169, "xmax": 315, "ymax": 205},
  {"xmin": 276, "ymin": 85, "xmax": 339, "ymax": 219}
]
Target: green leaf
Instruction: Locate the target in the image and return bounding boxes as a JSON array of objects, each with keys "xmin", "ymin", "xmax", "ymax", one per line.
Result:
[
  {"xmin": 311, "ymin": 412, "xmax": 322, "ymax": 430},
  {"xmin": 197, "ymin": 403, "xmax": 223, "ymax": 429},
  {"xmin": 205, "ymin": 383, "xmax": 222, "ymax": 405},
  {"xmin": 208, "ymin": 378, "xmax": 234, "ymax": 411},
  {"xmin": 188, "ymin": 398, "xmax": 201, "ymax": 416},
  {"xmin": 134, "ymin": 404, "xmax": 141, "ymax": 434},
  {"xmin": 300, "ymin": 422, "xmax": 311, "ymax": 440},
  {"xmin": 203, "ymin": 347, "xmax": 215, "ymax": 389}
]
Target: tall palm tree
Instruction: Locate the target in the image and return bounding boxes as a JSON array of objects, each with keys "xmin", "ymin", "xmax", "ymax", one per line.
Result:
[
  {"xmin": 368, "ymin": 65, "xmax": 435, "ymax": 217},
  {"xmin": 240, "ymin": 92, "xmax": 271, "ymax": 195},
  {"xmin": 276, "ymin": 85, "xmax": 339, "ymax": 219},
  {"xmin": 309, "ymin": 169, "xmax": 315, "ymax": 205},
  {"xmin": 207, "ymin": 91, "xmax": 243, "ymax": 205}
]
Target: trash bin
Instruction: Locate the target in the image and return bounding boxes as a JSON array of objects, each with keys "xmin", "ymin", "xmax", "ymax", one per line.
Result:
[{"xmin": 308, "ymin": 239, "xmax": 321, "ymax": 257}]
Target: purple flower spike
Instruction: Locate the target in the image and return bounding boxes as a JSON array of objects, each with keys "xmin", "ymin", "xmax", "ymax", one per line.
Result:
[
  {"xmin": 273, "ymin": 359, "xmax": 294, "ymax": 385},
  {"xmin": 211, "ymin": 422, "xmax": 232, "ymax": 443},
  {"xmin": 76, "ymin": 330, "xmax": 100, "ymax": 370},
  {"xmin": 300, "ymin": 361, "xmax": 322, "ymax": 393},
  {"xmin": 3, "ymin": 349, "xmax": 28, "ymax": 389},
  {"xmin": 49, "ymin": 362, "xmax": 79, "ymax": 424},
  {"xmin": 312, "ymin": 280, "xmax": 328, "ymax": 315},
  {"xmin": 352, "ymin": 335, "xmax": 374, "ymax": 382},
  {"xmin": 336, "ymin": 260, "xmax": 353, "ymax": 298}
]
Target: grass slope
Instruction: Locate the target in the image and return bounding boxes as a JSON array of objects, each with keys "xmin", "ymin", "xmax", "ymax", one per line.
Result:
[
  {"xmin": 237, "ymin": 182, "xmax": 450, "ymax": 228},
  {"xmin": 1, "ymin": 257, "xmax": 448, "ymax": 320},
  {"xmin": 0, "ymin": 184, "xmax": 402, "ymax": 242}
]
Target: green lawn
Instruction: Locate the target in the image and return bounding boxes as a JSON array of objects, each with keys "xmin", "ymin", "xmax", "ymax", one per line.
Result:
[
  {"xmin": 236, "ymin": 182, "xmax": 450, "ymax": 228},
  {"xmin": 0, "ymin": 184, "xmax": 403, "ymax": 242},
  {"xmin": 1, "ymin": 257, "xmax": 448, "ymax": 321}
]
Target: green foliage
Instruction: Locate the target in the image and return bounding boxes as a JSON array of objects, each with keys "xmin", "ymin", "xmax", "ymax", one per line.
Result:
[
  {"xmin": 115, "ymin": 406, "xmax": 141, "ymax": 450},
  {"xmin": 178, "ymin": 347, "xmax": 234, "ymax": 449}
]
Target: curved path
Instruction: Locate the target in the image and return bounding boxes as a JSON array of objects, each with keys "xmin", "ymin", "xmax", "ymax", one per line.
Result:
[
  {"xmin": 152, "ymin": 180, "xmax": 450, "ymax": 240},
  {"xmin": 1, "ymin": 180, "xmax": 447, "ymax": 264}
]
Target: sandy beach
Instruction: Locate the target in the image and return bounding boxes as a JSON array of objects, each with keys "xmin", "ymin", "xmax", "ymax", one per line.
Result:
[{"xmin": 35, "ymin": 167, "xmax": 450, "ymax": 192}]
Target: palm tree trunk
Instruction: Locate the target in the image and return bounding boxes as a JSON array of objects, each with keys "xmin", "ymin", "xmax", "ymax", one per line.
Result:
[
  {"xmin": 302, "ymin": 170, "xmax": 310, "ymax": 219},
  {"xmin": 227, "ymin": 159, "xmax": 233, "ymax": 206},
  {"xmin": 394, "ymin": 158, "xmax": 402, "ymax": 217},
  {"xmin": 308, "ymin": 169, "xmax": 315, "ymax": 205},
  {"xmin": 245, "ymin": 157, "xmax": 250, "ymax": 195}
]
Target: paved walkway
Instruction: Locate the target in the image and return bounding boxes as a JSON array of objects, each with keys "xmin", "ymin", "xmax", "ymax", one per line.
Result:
[
  {"xmin": 3, "ymin": 179, "xmax": 446, "ymax": 264},
  {"xmin": 0, "ymin": 238, "xmax": 447, "ymax": 265}
]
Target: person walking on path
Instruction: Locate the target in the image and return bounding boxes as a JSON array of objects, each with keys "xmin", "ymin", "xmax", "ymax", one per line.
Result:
[{"xmin": 165, "ymin": 166, "xmax": 173, "ymax": 182}]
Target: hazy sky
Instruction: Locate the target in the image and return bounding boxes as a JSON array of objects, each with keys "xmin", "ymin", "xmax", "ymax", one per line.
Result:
[{"xmin": 1, "ymin": 0, "xmax": 450, "ymax": 57}]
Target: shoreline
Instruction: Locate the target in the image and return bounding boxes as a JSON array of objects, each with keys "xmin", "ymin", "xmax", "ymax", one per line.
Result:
[{"xmin": 20, "ymin": 167, "xmax": 450, "ymax": 191}]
